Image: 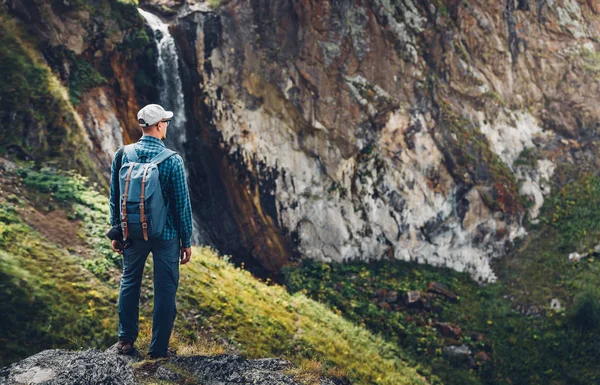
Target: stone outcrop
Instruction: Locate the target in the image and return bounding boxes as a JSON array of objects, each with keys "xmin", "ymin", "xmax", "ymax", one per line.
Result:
[
  {"xmin": 0, "ymin": 349, "xmax": 348, "ymax": 385},
  {"xmin": 0, "ymin": 350, "xmax": 135, "ymax": 385},
  {"xmin": 157, "ymin": 0, "xmax": 600, "ymax": 281}
]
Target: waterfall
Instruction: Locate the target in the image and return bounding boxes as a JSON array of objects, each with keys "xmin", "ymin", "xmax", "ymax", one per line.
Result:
[
  {"xmin": 138, "ymin": 8, "xmax": 202, "ymax": 245},
  {"xmin": 137, "ymin": 8, "xmax": 186, "ymax": 151}
]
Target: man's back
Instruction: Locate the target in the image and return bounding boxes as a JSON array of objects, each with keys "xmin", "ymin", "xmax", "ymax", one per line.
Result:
[{"xmin": 109, "ymin": 135, "xmax": 193, "ymax": 248}]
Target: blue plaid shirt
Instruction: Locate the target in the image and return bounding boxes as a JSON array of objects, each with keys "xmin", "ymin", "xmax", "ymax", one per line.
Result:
[{"xmin": 109, "ymin": 135, "xmax": 193, "ymax": 248}]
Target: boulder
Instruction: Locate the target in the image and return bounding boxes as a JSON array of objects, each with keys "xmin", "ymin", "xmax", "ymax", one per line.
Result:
[
  {"xmin": 427, "ymin": 282, "xmax": 458, "ymax": 302},
  {"xmin": 0, "ymin": 350, "xmax": 350, "ymax": 385},
  {"xmin": 0, "ymin": 349, "xmax": 135, "ymax": 385}
]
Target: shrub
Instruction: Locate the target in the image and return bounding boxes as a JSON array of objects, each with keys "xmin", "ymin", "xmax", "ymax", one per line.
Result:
[{"xmin": 570, "ymin": 291, "xmax": 600, "ymax": 330}]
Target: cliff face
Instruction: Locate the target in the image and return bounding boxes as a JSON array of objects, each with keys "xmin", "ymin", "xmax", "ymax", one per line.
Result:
[
  {"xmin": 4, "ymin": 0, "xmax": 599, "ymax": 281},
  {"xmin": 2, "ymin": 0, "xmax": 158, "ymax": 186},
  {"xmin": 165, "ymin": 0, "xmax": 600, "ymax": 281}
]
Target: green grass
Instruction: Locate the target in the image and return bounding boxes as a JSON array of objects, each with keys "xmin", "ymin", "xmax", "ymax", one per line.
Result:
[
  {"xmin": 282, "ymin": 172, "xmax": 600, "ymax": 385},
  {"xmin": 0, "ymin": 199, "xmax": 117, "ymax": 367},
  {"xmin": 0, "ymin": 164, "xmax": 430, "ymax": 385}
]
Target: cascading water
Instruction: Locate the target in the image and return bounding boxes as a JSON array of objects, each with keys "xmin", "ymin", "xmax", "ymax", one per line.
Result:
[
  {"xmin": 137, "ymin": 8, "xmax": 187, "ymax": 151},
  {"xmin": 138, "ymin": 8, "xmax": 202, "ymax": 245}
]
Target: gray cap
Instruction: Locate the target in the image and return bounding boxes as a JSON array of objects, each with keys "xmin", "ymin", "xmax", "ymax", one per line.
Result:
[{"xmin": 137, "ymin": 104, "xmax": 174, "ymax": 127}]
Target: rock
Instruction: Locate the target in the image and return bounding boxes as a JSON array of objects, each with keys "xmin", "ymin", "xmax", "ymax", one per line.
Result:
[
  {"xmin": 405, "ymin": 290, "xmax": 424, "ymax": 306},
  {"xmin": 550, "ymin": 298, "xmax": 562, "ymax": 311},
  {"xmin": 569, "ymin": 252, "xmax": 583, "ymax": 262},
  {"xmin": 1, "ymin": 350, "xmax": 349, "ymax": 385},
  {"xmin": 443, "ymin": 345, "xmax": 472, "ymax": 358},
  {"xmin": 374, "ymin": 288, "xmax": 399, "ymax": 303},
  {"xmin": 516, "ymin": 304, "xmax": 543, "ymax": 316},
  {"xmin": 475, "ymin": 351, "xmax": 490, "ymax": 362},
  {"xmin": 434, "ymin": 322, "xmax": 462, "ymax": 338},
  {"xmin": 0, "ymin": 157, "xmax": 17, "ymax": 174},
  {"xmin": 0, "ymin": 349, "xmax": 135, "ymax": 385},
  {"xmin": 427, "ymin": 282, "xmax": 458, "ymax": 302},
  {"xmin": 173, "ymin": 354, "xmax": 300, "ymax": 385},
  {"xmin": 155, "ymin": 366, "xmax": 181, "ymax": 381}
]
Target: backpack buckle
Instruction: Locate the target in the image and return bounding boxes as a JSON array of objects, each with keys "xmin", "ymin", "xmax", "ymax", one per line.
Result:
[
  {"xmin": 139, "ymin": 203, "xmax": 144, "ymax": 209},
  {"xmin": 142, "ymin": 223, "xmax": 148, "ymax": 229},
  {"xmin": 122, "ymin": 222, "xmax": 128, "ymax": 228}
]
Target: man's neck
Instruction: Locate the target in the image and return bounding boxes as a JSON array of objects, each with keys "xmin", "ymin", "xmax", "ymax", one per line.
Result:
[{"xmin": 142, "ymin": 133, "xmax": 163, "ymax": 140}]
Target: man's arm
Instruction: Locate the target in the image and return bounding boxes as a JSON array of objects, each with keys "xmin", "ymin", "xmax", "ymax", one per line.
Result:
[
  {"xmin": 109, "ymin": 148, "xmax": 124, "ymax": 227},
  {"xmin": 171, "ymin": 155, "xmax": 193, "ymax": 249}
]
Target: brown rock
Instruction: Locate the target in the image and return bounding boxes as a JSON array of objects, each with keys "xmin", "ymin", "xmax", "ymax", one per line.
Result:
[
  {"xmin": 427, "ymin": 282, "xmax": 458, "ymax": 302},
  {"xmin": 405, "ymin": 291, "xmax": 423, "ymax": 306},
  {"xmin": 435, "ymin": 322, "xmax": 462, "ymax": 338},
  {"xmin": 476, "ymin": 351, "xmax": 490, "ymax": 362}
]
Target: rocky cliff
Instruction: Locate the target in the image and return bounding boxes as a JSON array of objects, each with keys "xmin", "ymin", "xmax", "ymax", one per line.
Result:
[
  {"xmin": 3, "ymin": 0, "xmax": 600, "ymax": 281},
  {"xmin": 157, "ymin": 0, "xmax": 600, "ymax": 281}
]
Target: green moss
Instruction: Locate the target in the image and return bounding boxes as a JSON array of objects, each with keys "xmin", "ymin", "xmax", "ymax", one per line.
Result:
[
  {"xmin": 0, "ymin": 16, "xmax": 104, "ymax": 186},
  {"xmin": 581, "ymin": 50, "xmax": 600, "ymax": 76},
  {"xmin": 69, "ymin": 58, "xmax": 107, "ymax": 105},
  {"xmin": 514, "ymin": 147, "xmax": 537, "ymax": 168},
  {"xmin": 438, "ymin": 101, "xmax": 520, "ymax": 213},
  {"xmin": 207, "ymin": 0, "xmax": 222, "ymax": 8},
  {"xmin": 432, "ymin": 0, "xmax": 450, "ymax": 17},
  {"xmin": 109, "ymin": 0, "xmax": 143, "ymax": 30}
]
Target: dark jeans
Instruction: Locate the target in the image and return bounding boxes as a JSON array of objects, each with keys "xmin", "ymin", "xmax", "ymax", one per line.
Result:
[{"xmin": 117, "ymin": 238, "xmax": 179, "ymax": 356}]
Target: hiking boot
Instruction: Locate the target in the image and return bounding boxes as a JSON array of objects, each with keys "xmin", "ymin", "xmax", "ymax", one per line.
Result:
[
  {"xmin": 148, "ymin": 347, "xmax": 176, "ymax": 359},
  {"xmin": 116, "ymin": 340, "xmax": 135, "ymax": 355}
]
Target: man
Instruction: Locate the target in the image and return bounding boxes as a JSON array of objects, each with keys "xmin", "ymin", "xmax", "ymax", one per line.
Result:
[{"xmin": 109, "ymin": 103, "xmax": 193, "ymax": 358}]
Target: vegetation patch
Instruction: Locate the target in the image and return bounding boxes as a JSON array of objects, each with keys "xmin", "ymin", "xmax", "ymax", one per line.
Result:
[
  {"xmin": 1, "ymin": 164, "xmax": 429, "ymax": 385},
  {"xmin": 0, "ymin": 15, "xmax": 103, "ymax": 184},
  {"xmin": 0, "ymin": 197, "xmax": 117, "ymax": 367},
  {"xmin": 283, "ymin": 172, "xmax": 600, "ymax": 385},
  {"xmin": 436, "ymin": 100, "xmax": 521, "ymax": 214}
]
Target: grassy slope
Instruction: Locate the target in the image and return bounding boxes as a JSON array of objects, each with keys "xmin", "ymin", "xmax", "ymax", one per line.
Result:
[
  {"xmin": 283, "ymin": 171, "xmax": 600, "ymax": 385},
  {"xmin": 0, "ymin": 163, "xmax": 429, "ymax": 385}
]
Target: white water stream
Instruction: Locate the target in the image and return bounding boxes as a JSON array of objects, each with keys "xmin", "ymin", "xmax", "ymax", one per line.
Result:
[{"xmin": 138, "ymin": 8, "xmax": 201, "ymax": 245}]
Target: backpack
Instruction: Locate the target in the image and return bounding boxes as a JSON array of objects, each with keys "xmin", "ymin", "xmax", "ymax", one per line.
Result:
[{"xmin": 118, "ymin": 144, "xmax": 176, "ymax": 241}]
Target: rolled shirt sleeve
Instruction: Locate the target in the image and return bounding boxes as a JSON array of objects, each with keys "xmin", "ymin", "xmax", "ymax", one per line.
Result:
[
  {"xmin": 171, "ymin": 154, "xmax": 193, "ymax": 248},
  {"xmin": 109, "ymin": 148, "xmax": 123, "ymax": 227}
]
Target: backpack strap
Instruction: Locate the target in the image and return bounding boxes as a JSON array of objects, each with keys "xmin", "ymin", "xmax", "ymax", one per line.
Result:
[
  {"xmin": 124, "ymin": 144, "xmax": 139, "ymax": 163},
  {"xmin": 139, "ymin": 164, "xmax": 151, "ymax": 241},
  {"xmin": 121, "ymin": 163, "xmax": 136, "ymax": 241},
  {"xmin": 149, "ymin": 149, "xmax": 177, "ymax": 165}
]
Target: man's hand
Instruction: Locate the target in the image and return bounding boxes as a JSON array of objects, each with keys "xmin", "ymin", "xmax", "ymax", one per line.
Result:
[
  {"xmin": 112, "ymin": 240, "xmax": 123, "ymax": 255},
  {"xmin": 180, "ymin": 247, "xmax": 192, "ymax": 265}
]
